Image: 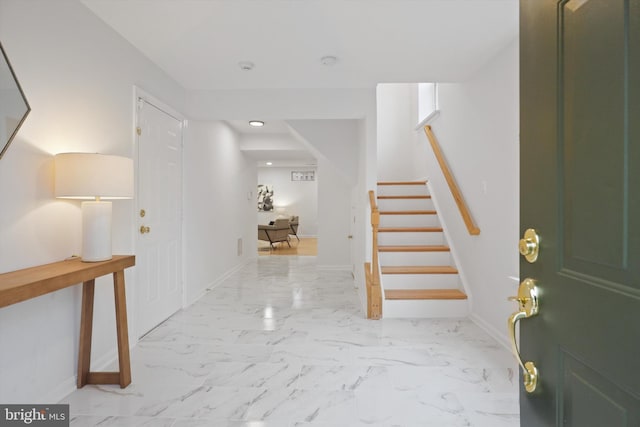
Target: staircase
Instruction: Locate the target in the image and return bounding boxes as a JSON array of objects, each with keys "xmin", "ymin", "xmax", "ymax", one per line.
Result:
[{"xmin": 376, "ymin": 181, "xmax": 468, "ymax": 317}]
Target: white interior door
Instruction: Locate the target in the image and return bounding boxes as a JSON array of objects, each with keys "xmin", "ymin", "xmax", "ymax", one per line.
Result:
[{"xmin": 136, "ymin": 96, "xmax": 183, "ymax": 337}]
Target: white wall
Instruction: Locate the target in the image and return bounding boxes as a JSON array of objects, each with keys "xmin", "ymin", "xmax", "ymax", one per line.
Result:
[
  {"xmin": 414, "ymin": 39, "xmax": 520, "ymax": 346},
  {"xmin": 376, "ymin": 83, "xmax": 419, "ymax": 181},
  {"xmin": 186, "ymin": 88, "xmax": 374, "ymax": 121},
  {"xmin": 287, "ymin": 120, "xmax": 359, "ymax": 184},
  {"xmin": 0, "ymin": 0, "xmax": 186, "ymax": 403},
  {"xmin": 257, "ymin": 167, "xmax": 318, "ymax": 236},
  {"xmin": 183, "ymin": 121, "xmax": 257, "ymax": 304}
]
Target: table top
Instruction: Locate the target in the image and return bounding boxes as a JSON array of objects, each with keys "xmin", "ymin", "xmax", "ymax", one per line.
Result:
[{"xmin": 0, "ymin": 255, "xmax": 135, "ymax": 308}]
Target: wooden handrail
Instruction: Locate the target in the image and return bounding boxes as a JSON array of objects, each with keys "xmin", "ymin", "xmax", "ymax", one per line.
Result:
[
  {"xmin": 424, "ymin": 125, "xmax": 480, "ymax": 236},
  {"xmin": 368, "ymin": 190, "xmax": 377, "ymax": 211},
  {"xmin": 366, "ymin": 190, "xmax": 382, "ymax": 319}
]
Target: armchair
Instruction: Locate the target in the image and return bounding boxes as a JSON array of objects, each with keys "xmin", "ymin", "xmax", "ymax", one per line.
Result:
[
  {"xmin": 258, "ymin": 218, "xmax": 291, "ymax": 249},
  {"xmin": 289, "ymin": 216, "xmax": 300, "ymax": 241}
]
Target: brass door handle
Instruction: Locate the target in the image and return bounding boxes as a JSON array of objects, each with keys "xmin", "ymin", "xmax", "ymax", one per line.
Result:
[
  {"xmin": 140, "ymin": 225, "xmax": 150, "ymax": 234},
  {"xmin": 508, "ymin": 278, "xmax": 539, "ymax": 393}
]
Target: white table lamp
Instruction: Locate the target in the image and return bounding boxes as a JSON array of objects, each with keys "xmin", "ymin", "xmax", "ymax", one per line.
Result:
[{"xmin": 55, "ymin": 153, "xmax": 134, "ymax": 262}]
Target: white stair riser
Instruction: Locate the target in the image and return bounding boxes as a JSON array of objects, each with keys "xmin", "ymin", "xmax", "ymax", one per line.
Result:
[
  {"xmin": 380, "ymin": 214, "xmax": 440, "ymax": 227},
  {"xmin": 377, "ymin": 185, "xmax": 429, "ymax": 197},
  {"xmin": 377, "ymin": 198, "xmax": 435, "ymax": 211},
  {"xmin": 379, "ymin": 251, "xmax": 452, "ymax": 266},
  {"xmin": 378, "ymin": 232, "xmax": 444, "ymax": 246},
  {"xmin": 383, "ymin": 299, "xmax": 469, "ymax": 318},
  {"xmin": 381, "ymin": 273, "xmax": 461, "ymax": 290}
]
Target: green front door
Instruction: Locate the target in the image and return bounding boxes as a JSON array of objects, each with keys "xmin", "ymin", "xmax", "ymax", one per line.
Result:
[{"xmin": 520, "ymin": 0, "xmax": 639, "ymax": 425}]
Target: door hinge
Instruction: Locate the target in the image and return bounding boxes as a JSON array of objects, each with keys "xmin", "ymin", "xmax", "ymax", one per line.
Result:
[{"xmin": 136, "ymin": 127, "xmax": 142, "ymax": 136}]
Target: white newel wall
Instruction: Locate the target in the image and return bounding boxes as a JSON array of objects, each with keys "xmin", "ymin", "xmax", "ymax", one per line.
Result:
[
  {"xmin": 257, "ymin": 166, "xmax": 318, "ymax": 236},
  {"xmin": 0, "ymin": 0, "xmax": 186, "ymax": 403}
]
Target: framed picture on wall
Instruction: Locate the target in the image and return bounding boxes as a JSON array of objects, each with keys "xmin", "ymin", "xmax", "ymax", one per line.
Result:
[
  {"xmin": 257, "ymin": 184, "xmax": 274, "ymax": 211},
  {"xmin": 291, "ymin": 171, "xmax": 315, "ymax": 181}
]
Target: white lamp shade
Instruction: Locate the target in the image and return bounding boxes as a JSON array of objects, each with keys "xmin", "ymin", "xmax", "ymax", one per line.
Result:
[{"xmin": 54, "ymin": 153, "xmax": 134, "ymax": 199}]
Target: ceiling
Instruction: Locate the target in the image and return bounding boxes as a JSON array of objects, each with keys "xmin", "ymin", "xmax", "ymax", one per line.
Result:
[
  {"xmin": 80, "ymin": 0, "xmax": 518, "ymax": 164},
  {"xmin": 226, "ymin": 120, "xmax": 292, "ymax": 135},
  {"xmin": 227, "ymin": 120, "xmax": 316, "ymax": 167},
  {"xmin": 81, "ymin": 0, "xmax": 519, "ymax": 91}
]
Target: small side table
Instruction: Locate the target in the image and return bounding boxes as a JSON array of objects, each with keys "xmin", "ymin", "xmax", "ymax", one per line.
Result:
[{"xmin": 0, "ymin": 255, "xmax": 136, "ymax": 388}]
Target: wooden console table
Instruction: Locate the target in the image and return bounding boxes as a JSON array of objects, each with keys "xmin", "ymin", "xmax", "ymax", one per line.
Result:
[{"xmin": 0, "ymin": 255, "xmax": 135, "ymax": 388}]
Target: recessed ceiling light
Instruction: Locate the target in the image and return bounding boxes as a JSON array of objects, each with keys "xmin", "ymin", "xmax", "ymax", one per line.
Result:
[
  {"xmin": 249, "ymin": 120, "xmax": 264, "ymax": 127},
  {"xmin": 266, "ymin": 162, "xmax": 273, "ymax": 166},
  {"xmin": 320, "ymin": 55, "xmax": 338, "ymax": 66},
  {"xmin": 238, "ymin": 61, "xmax": 255, "ymax": 71}
]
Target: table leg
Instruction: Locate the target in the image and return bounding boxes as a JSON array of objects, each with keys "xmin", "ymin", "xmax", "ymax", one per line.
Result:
[
  {"xmin": 113, "ymin": 270, "xmax": 132, "ymax": 388},
  {"xmin": 77, "ymin": 279, "xmax": 95, "ymax": 388}
]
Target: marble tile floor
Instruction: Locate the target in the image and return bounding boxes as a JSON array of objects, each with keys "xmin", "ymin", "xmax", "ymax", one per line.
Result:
[{"xmin": 62, "ymin": 256, "xmax": 519, "ymax": 427}]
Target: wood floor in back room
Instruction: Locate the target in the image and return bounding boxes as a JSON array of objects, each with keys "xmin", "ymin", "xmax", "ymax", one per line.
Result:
[{"xmin": 258, "ymin": 237, "xmax": 317, "ymax": 256}]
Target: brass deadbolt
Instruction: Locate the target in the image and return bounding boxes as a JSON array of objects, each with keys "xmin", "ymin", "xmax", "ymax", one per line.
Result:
[{"xmin": 519, "ymin": 228, "xmax": 540, "ymax": 263}]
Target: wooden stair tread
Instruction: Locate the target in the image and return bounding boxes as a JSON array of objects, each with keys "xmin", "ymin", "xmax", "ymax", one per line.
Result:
[
  {"xmin": 381, "ymin": 266, "xmax": 458, "ymax": 274},
  {"xmin": 377, "ymin": 181, "xmax": 427, "ymax": 186},
  {"xmin": 378, "ymin": 245, "xmax": 450, "ymax": 252},
  {"xmin": 377, "ymin": 195, "xmax": 431, "ymax": 199},
  {"xmin": 385, "ymin": 289, "xmax": 467, "ymax": 300},
  {"xmin": 380, "ymin": 210, "xmax": 436, "ymax": 215},
  {"xmin": 378, "ymin": 227, "xmax": 443, "ymax": 233}
]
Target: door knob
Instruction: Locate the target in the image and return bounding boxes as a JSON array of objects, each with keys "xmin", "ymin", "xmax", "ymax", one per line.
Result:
[
  {"xmin": 140, "ymin": 225, "xmax": 151, "ymax": 234},
  {"xmin": 508, "ymin": 278, "xmax": 539, "ymax": 393},
  {"xmin": 519, "ymin": 228, "xmax": 540, "ymax": 263}
]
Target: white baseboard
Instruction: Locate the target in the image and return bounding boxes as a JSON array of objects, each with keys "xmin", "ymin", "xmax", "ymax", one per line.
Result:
[
  {"xmin": 199, "ymin": 257, "xmax": 254, "ymax": 296},
  {"xmin": 184, "ymin": 258, "xmax": 255, "ymax": 308},
  {"xmin": 469, "ymin": 312, "xmax": 511, "ymax": 352},
  {"xmin": 46, "ymin": 348, "xmax": 122, "ymax": 404},
  {"xmin": 384, "ymin": 299, "xmax": 469, "ymax": 318},
  {"xmin": 43, "ymin": 375, "xmax": 76, "ymax": 405}
]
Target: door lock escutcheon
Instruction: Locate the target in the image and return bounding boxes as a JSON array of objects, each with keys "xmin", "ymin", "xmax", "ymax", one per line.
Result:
[
  {"xmin": 508, "ymin": 278, "xmax": 540, "ymax": 393},
  {"xmin": 519, "ymin": 228, "xmax": 540, "ymax": 263}
]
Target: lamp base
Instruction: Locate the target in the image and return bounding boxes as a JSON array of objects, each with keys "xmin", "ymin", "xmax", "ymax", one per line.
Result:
[{"xmin": 81, "ymin": 201, "xmax": 112, "ymax": 262}]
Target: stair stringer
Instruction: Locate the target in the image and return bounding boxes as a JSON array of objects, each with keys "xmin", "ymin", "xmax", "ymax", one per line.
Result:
[{"xmin": 423, "ymin": 178, "xmax": 474, "ymax": 311}]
